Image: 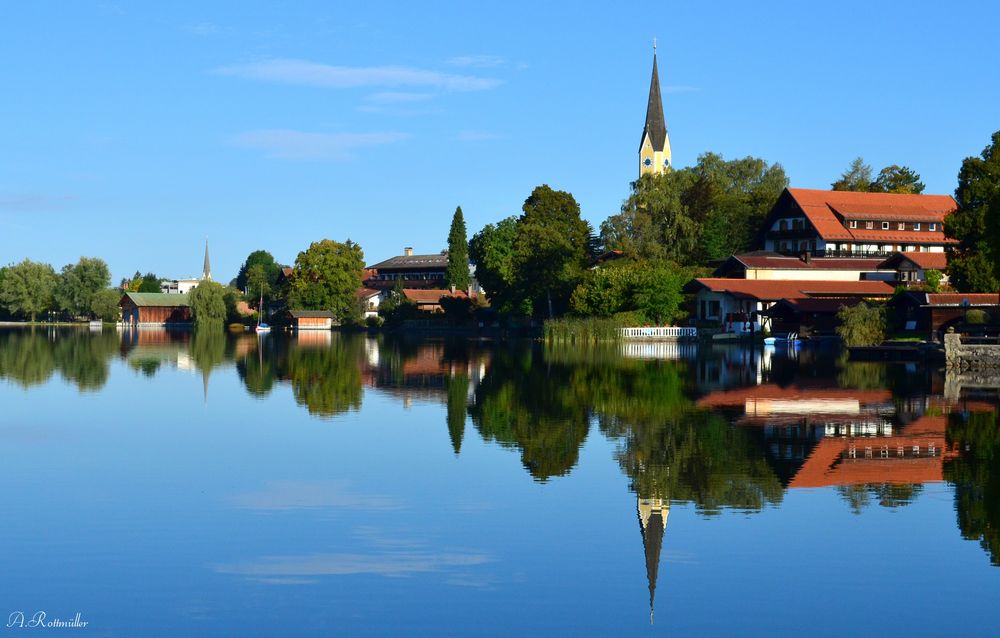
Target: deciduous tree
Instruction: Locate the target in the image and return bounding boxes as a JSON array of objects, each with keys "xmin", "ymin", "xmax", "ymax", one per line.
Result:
[
  {"xmin": 90, "ymin": 288, "xmax": 122, "ymax": 322},
  {"xmin": 0, "ymin": 259, "xmax": 58, "ymax": 322},
  {"xmin": 188, "ymin": 280, "xmax": 228, "ymax": 331},
  {"xmin": 469, "ymin": 216, "xmax": 522, "ymax": 314},
  {"xmin": 55, "ymin": 257, "xmax": 111, "ymax": 318},
  {"xmin": 287, "ymin": 239, "xmax": 365, "ymax": 323},
  {"xmin": 235, "ymin": 250, "xmax": 282, "ymax": 295},
  {"xmin": 870, "ymin": 165, "xmax": 925, "ymax": 194}
]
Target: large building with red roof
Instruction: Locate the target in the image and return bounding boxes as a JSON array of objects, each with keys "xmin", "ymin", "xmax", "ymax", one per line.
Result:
[{"xmin": 761, "ymin": 187, "xmax": 958, "ymax": 258}]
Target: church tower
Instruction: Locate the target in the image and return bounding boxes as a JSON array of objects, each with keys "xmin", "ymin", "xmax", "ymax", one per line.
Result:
[
  {"xmin": 639, "ymin": 42, "xmax": 672, "ymax": 177},
  {"xmin": 202, "ymin": 239, "xmax": 212, "ymax": 281}
]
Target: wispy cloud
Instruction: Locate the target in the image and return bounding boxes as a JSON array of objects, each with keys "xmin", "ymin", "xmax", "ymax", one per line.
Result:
[
  {"xmin": 215, "ymin": 58, "xmax": 501, "ymax": 91},
  {"xmin": 454, "ymin": 130, "xmax": 501, "ymax": 142},
  {"xmin": 0, "ymin": 193, "xmax": 75, "ymax": 213},
  {"xmin": 229, "ymin": 129, "xmax": 408, "ymax": 160},
  {"xmin": 232, "ymin": 480, "xmax": 402, "ymax": 511},
  {"xmin": 447, "ymin": 55, "xmax": 506, "ymax": 68},
  {"xmin": 215, "ymin": 550, "xmax": 492, "ymax": 582},
  {"xmin": 365, "ymin": 91, "xmax": 434, "ymax": 104}
]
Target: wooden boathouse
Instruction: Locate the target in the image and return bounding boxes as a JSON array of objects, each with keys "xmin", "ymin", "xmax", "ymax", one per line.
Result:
[{"xmin": 119, "ymin": 292, "xmax": 192, "ymax": 327}]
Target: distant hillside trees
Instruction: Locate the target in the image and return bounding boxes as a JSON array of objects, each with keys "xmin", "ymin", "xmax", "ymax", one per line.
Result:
[
  {"xmin": 832, "ymin": 157, "xmax": 925, "ymax": 194},
  {"xmin": 946, "ymin": 130, "xmax": 1000, "ymax": 292}
]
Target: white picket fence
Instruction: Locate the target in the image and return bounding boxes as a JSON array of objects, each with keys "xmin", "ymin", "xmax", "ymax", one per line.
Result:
[{"xmin": 621, "ymin": 326, "xmax": 698, "ymax": 340}]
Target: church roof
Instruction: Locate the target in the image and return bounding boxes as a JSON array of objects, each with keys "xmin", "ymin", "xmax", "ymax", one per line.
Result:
[{"xmin": 640, "ymin": 53, "xmax": 668, "ymax": 152}]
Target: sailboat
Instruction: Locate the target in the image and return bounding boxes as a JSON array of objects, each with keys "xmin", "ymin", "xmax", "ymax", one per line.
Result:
[{"xmin": 255, "ymin": 287, "xmax": 271, "ymax": 334}]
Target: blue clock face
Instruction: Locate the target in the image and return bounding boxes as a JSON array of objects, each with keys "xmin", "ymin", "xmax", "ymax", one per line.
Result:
[
  {"xmin": 663, "ymin": 158, "xmax": 670, "ymax": 168},
  {"xmin": 643, "ymin": 158, "xmax": 652, "ymax": 166}
]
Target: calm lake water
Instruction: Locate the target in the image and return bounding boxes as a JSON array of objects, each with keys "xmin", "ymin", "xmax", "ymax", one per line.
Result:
[{"xmin": 0, "ymin": 328, "xmax": 998, "ymax": 636}]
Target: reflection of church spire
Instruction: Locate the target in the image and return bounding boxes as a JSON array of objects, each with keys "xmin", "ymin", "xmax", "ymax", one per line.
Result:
[
  {"xmin": 202, "ymin": 369, "xmax": 210, "ymax": 403},
  {"xmin": 637, "ymin": 496, "xmax": 669, "ymax": 624}
]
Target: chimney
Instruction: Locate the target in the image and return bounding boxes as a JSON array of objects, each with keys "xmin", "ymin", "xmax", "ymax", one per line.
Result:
[
  {"xmin": 404, "ymin": 247, "xmax": 413, "ymax": 257},
  {"xmin": 450, "ymin": 284, "xmax": 456, "ymax": 294}
]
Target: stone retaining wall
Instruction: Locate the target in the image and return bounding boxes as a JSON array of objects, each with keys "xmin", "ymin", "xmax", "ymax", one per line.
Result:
[{"xmin": 944, "ymin": 332, "xmax": 1000, "ymax": 369}]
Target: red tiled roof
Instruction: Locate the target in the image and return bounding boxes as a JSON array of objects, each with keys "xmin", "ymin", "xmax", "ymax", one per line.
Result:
[
  {"xmin": 878, "ymin": 251, "xmax": 949, "ymax": 271},
  {"xmin": 845, "ymin": 229, "xmax": 956, "ymax": 244},
  {"xmin": 402, "ymin": 288, "xmax": 469, "ymax": 304},
  {"xmin": 356, "ymin": 287, "xmax": 381, "ymax": 300},
  {"xmin": 690, "ymin": 278, "xmax": 895, "ymax": 301},
  {"xmin": 784, "ymin": 188, "xmax": 957, "ymax": 243},
  {"xmin": 925, "ymin": 293, "xmax": 1000, "ymax": 307}
]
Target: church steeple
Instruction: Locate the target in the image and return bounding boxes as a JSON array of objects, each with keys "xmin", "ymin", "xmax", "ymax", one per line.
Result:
[
  {"xmin": 202, "ymin": 239, "xmax": 212, "ymax": 281},
  {"xmin": 637, "ymin": 496, "xmax": 670, "ymax": 624},
  {"xmin": 639, "ymin": 41, "xmax": 672, "ymax": 176}
]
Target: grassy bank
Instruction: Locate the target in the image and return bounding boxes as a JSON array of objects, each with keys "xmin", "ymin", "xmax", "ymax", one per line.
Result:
[{"xmin": 543, "ymin": 316, "xmax": 625, "ymax": 344}]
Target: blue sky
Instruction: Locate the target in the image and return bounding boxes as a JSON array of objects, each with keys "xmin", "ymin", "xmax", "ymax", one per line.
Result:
[{"xmin": 1, "ymin": 1, "xmax": 998, "ymax": 283}]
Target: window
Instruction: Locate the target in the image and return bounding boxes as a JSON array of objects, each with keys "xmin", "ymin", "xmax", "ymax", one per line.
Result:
[
  {"xmin": 849, "ymin": 220, "xmax": 857, "ymax": 229},
  {"xmin": 778, "ymin": 220, "xmax": 787, "ymax": 231},
  {"xmin": 913, "ymin": 223, "xmax": 921, "ymax": 231},
  {"xmin": 898, "ymin": 222, "xmax": 906, "ymax": 230},
  {"xmin": 929, "ymin": 223, "xmax": 937, "ymax": 231},
  {"xmin": 866, "ymin": 221, "xmax": 874, "ymax": 229},
  {"xmin": 881, "ymin": 221, "xmax": 889, "ymax": 230}
]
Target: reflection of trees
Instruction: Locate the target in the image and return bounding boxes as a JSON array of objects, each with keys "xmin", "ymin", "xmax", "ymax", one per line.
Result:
[
  {"xmin": 945, "ymin": 410, "xmax": 1000, "ymax": 566},
  {"xmin": 189, "ymin": 331, "xmax": 229, "ymax": 376},
  {"xmin": 0, "ymin": 331, "xmax": 57, "ymax": 387},
  {"xmin": 836, "ymin": 483, "xmax": 924, "ymax": 514},
  {"xmin": 445, "ymin": 373, "xmax": 468, "ymax": 454},
  {"xmin": 236, "ymin": 337, "xmax": 280, "ymax": 398},
  {"xmin": 470, "ymin": 347, "xmax": 590, "ymax": 481},
  {"xmin": 0, "ymin": 329, "xmax": 118, "ymax": 391},
  {"xmin": 286, "ymin": 337, "xmax": 364, "ymax": 418}
]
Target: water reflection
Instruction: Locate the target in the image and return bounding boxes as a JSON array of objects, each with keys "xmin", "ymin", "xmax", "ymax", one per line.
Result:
[{"xmin": 1, "ymin": 327, "xmax": 999, "ymax": 581}]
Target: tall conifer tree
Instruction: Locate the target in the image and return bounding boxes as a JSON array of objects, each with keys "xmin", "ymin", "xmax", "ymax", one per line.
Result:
[{"xmin": 446, "ymin": 206, "xmax": 470, "ymax": 291}]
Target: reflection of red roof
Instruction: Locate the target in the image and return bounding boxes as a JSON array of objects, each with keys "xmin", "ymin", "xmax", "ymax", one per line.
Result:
[
  {"xmin": 690, "ymin": 278, "xmax": 894, "ymax": 301},
  {"xmin": 925, "ymin": 293, "xmax": 999, "ymax": 307},
  {"xmin": 788, "ymin": 415, "xmax": 954, "ymax": 489},
  {"xmin": 697, "ymin": 384, "xmax": 893, "ymax": 408},
  {"xmin": 878, "ymin": 251, "xmax": 949, "ymax": 271},
  {"xmin": 785, "ymin": 188, "xmax": 957, "ymax": 243}
]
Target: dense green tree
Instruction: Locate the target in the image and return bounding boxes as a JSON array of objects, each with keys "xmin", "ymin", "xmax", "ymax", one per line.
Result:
[
  {"xmin": 245, "ymin": 263, "xmax": 271, "ymax": 304},
  {"xmin": 0, "ymin": 259, "xmax": 58, "ymax": 321},
  {"xmin": 446, "ymin": 206, "xmax": 470, "ymax": 291},
  {"xmin": 601, "ymin": 153, "xmax": 786, "ymax": 263},
  {"xmin": 832, "ymin": 157, "xmax": 874, "ymax": 191},
  {"xmin": 287, "ymin": 239, "xmax": 365, "ymax": 323},
  {"xmin": 90, "ymin": 288, "xmax": 122, "ymax": 322},
  {"xmin": 946, "ymin": 130, "xmax": 1000, "ymax": 292},
  {"xmin": 836, "ymin": 302, "xmax": 887, "ymax": 347},
  {"xmin": 137, "ymin": 272, "xmax": 161, "ymax": 293},
  {"xmin": 55, "ymin": 257, "xmax": 111, "ymax": 318},
  {"xmin": 469, "ymin": 216, "xmax": 523, "ymax": 314},
  {"xmin": 235, "ymin": 250, "xmax": 282, "ymax": 295},
  {"xmin": 634, "ymin": 262, "xmax": 689, "ymax": 325},
  {"xmin": 188, "ymin": 280, "xmax": 228, "ymax": 330},
  {"xmin": 570, "ymin": 263, "xmax": 636, "ymax": 317},
  {"xmin": 869, "ymin": 165, "xmax": 925, "ymax": 194},
  {"xmin": 512, "ymin": 185, "xmax": 593, "ymax": 318}
]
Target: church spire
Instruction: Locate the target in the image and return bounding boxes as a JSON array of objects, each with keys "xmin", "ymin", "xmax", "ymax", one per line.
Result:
[
  {"xmin": 639, "ymin": 42, "xmax": 672, "ymax": 176},
  {"xmin": 202, "ymin": 239, "xmax": 212, "ymax": 281}
]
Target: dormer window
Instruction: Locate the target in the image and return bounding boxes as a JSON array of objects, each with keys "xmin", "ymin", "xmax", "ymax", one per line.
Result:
[
  {"xmin": 914, "ymin": 222, "xmax": 921, "ymax": 231},
  {"xmin": 866, "ymin": 221, "xmax": 874, "ymax": 229},
  {"xmin": 881, "ymin": 221, "xmax": 889, "ymax": 230},
  {"xmin": 929, "ymin": 223, "xmax": 937, "ymax": 231},
  {"xmin": 849, "ymin": 220, "xmax": 857, "ymax": 229},
  {"xmin": 898, "ymin": 222, "xmax": 906, "ymax": 230}
]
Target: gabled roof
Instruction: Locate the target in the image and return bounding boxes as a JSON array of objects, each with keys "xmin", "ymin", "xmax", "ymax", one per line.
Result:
[
  {"xmin": 878, "ymin": 251, "xmax": 948, "ymax": 271},
  {"xmin": 687, "ymin": 278, "xmax": 895, "ymax": 301},
  {"xmin": 121, "ymin": 292, "xmax": 191, "ymax": 307},
  {"xmin": 402, "ymin": 288, "xmax": 469, "ymax": 304},
  {"xmin": 367, "ymin": 253, "xmax": 449, "ymax": 271},
  {"xmin": 639, "ymin": 53, "xmax": 667, "ymax": 152},
  {"xmin": 779, "ymin": 188, "xmax": 958, "ymax": 243},
  {"xmin": 356, "ymin": 287, "xmax": 381, "ymax": 300}
]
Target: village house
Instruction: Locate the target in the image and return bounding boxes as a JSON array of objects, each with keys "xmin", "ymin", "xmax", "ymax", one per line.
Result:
[
  {"xmin": 357, "ymin": 288, "xmax": 382, "ymax": 320},
  {"xmin": 402, "ymin": 288, "xmax": 473, "ymax": 314},
  {"xmin": 877, "ymin": 251, "xmax": 949, "ymax": 286},
  {"xmin": 712, "ymin": 251, "xmax": 893, "ymax": 282},
  {"xmin": 760, "ymin": 188, "xmax": 958, "ymax": 258},
  {"xmin": 893, "ymin": 292, "xmax": 1000, "ymax": 339},
  {"xmin": 685, "ymin": 278, "xmax": 895, "ymax": 333},
  {"xmin": 119, "ymin": 292, "xmax": 192, "ymax": 327},
  {"xmin": 364, "ymin": 247, "xmax": 480, "ymax": 294}
]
